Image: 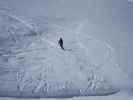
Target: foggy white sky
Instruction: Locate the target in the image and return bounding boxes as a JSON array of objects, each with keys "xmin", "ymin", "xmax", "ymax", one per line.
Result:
[{"xmin": 128, "ymin": 0, "xmax": 133, "ymax": 2}]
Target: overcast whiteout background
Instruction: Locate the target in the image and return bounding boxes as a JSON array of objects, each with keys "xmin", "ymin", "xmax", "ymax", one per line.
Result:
[{"xmin": 0, "ymin": 0, "xmax": 133, "ymax": 100}]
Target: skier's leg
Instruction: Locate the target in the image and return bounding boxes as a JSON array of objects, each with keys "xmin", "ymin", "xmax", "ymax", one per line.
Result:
[{"xmin": 61, "ymin": 45, "xmax": 65, "ymax": 50}]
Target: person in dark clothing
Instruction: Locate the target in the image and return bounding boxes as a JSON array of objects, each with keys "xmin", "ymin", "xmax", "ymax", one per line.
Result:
[{"xmin": 58, "ymin": 37, "xmax": 65, "ymax": 50}]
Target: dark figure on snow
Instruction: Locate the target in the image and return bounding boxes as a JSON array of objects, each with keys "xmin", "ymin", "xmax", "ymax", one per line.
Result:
[{"xmin": 58, "ymin": 37, "xmax": 65, "ymax": 50}]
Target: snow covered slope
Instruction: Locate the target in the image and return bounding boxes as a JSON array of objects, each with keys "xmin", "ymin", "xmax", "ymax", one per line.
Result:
[
  {"xmin": 0, "ymin": 0, "xmax": 133, "ymax": 99},
  {"xmin": 0, "ymin": 11, "xmax": 119, "ymax": 98}
]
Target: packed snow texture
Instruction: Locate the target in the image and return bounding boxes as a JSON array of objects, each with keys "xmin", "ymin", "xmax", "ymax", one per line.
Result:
[
  {"xmin": 0, "ymin": 11, "xmax": 119, "ymax": 98},
  {"xmin": 0, "ymin": 0, "xmax": 133, "ymax": 99}
]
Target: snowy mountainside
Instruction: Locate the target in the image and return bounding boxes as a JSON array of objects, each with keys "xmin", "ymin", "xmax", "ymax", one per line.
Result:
[{"xmin": 0, "ymin": 11, "xmax": 120, "ymax": 98}]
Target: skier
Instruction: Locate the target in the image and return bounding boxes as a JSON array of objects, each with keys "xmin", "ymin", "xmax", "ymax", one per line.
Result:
[{"xmin": 58, "ymin": 37, "xmax": 65, "ymax": 50}]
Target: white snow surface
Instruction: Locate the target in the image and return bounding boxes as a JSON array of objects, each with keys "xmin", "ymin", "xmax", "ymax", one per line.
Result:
[
  {"xmin": 0, "ymin": 91, "xmax": 133, "ymax": 100},
  {"xmin": 0, "ymin": 11, "xmax": 120, "ymax": 98},
  {"xmin": 0, "ymin": 0, "xmax": 133, "ymax": 99}
]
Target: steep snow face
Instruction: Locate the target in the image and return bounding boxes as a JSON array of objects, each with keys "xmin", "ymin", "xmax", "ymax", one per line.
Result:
[{"xmin": 0, "ymin": 12, "xmax": 119, "ymax": 98}]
